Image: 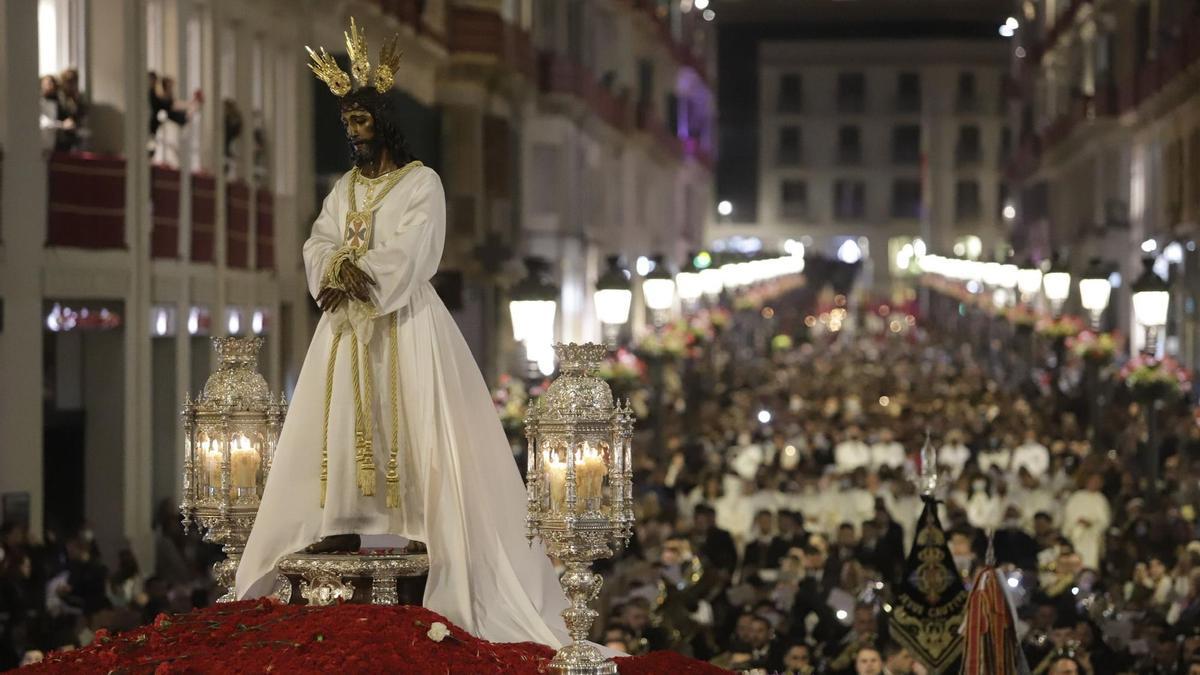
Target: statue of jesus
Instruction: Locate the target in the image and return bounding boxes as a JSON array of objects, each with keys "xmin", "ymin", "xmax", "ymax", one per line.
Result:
[{"xmin": 235, "ymin": 20, "xmax": 570, "ymax": 647}]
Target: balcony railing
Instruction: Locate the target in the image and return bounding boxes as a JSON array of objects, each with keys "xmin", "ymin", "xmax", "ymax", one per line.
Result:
[
  {"xmin": 955, "ymin": 146, "xmax": 982, "ymax": 166},
  {"xmin": 226, "ymin": 180, "xmax": 251, "ymax": 269},
  {"xmin": 837, "ymin": 96, "xmax": 865, "ymax": 114},
  {"xmin": 894, "ymin": 94, "xmax": 921, "ymax": 113},
  {"xmin": 46, "ymin": 153, "xmax": 125, "ymax": 249},
  {"xmin": 191, "ymin": 173, "xmax": 215, "ymax": 263},
  {"xmin": 151, "ymin": 164, "xmax": 180, "ymax": 258},
  {"xmin": 256, "ymin": 190, "xmax": 274, "ymax": 271}
]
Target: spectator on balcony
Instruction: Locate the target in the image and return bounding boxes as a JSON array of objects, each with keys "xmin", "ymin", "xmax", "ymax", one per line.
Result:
[
  {"xmin": 56, "ymin": 68, "xmax": 88, "ymax": 153},
  {"xmin": 148, "ymin": 72, "xmax": 202, "ymax": 160},
  {"xmin": 223, "ymin": 98, "xmax": 243, "ymax": 175},
  {"xmin": 38, "ymin": 75, "xmax": 62, "ymax": 152}
]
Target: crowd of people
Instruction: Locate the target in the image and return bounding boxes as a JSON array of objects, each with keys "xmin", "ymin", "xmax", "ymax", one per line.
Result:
[
  {"xmin": 583, "ymin": 288, "xmax": 1200, "ymax": 674},
  {"xmin": 35, "ymin": 66, "xmax": 261, "ymax": 178},
  {"xmin": 6, "ymin": 279, "xmax": 1200, "ymax": 673},
  {"xmin": 0, "ymin": 500, "xmax": 220, "ymax": 669}
]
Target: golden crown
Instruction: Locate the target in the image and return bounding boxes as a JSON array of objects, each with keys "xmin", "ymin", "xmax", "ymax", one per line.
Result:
[{"xmin": 306, "ymin": 17, "xmax": 403, "ymax": 97}]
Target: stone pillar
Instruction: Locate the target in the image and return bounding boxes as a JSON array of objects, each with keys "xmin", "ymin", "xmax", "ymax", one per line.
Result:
[
  {"xmin": 120, "ymin": 0, "xmax": 155, "ymax": 569},
  {"xmin": 0, "ymin": 0, "xmax": 47, "ymax": 535}
]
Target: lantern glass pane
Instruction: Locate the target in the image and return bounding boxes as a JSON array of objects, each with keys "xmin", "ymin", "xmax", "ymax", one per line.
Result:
[
  {"xmin": 594, "ymin": 288, "xmax": 633, "ymax": 325},
  {"xmin": 700, "ymin": 268, "xmax": 724, "ymax": 296},
  {"xmin": 1017, "ymin": 268, "xmax": 1043, "ymax": 296},
  {"xmin": 676, "ymin": 271, "xmax": 704, "ymax": 302},
  {"xmin": 1043, "ymin": 271, "xmax": 1071, "ymax": 302},
  {"xmin": 642, "ymin": 278, "xmax": 676, "ymax": 311},
  {"xmin": 1133, "ymin": 289, "xmax": 1170, "ymax": 328},
  {"xmin": 1078, "ymin": 278, "xmax": 1112, "ymax": 313}
]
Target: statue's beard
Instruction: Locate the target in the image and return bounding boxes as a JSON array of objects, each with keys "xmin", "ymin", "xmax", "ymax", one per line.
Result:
[{"xmin": 351, "ymin": 138, "xmax": 382, "ymax": 167}]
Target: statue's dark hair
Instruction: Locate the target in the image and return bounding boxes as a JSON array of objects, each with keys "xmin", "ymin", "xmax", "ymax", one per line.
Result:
[{"xmin": 339, "ymin": 87, "xmax": 416, "ymax": 166}]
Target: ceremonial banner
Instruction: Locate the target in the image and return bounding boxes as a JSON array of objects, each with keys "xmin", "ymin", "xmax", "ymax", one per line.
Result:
[{"xmin": 889, "ymin": 496, "xmax": 967, "ymax": 674}]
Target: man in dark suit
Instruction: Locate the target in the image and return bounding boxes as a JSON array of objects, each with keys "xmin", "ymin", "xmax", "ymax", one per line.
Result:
[
  {"xmin": 768, "ymin": 510, "xmax": 809, "ymax": 568},
  {"xmin": 691, "ymin": 504, "xmax": 738, "ymax": 578}
]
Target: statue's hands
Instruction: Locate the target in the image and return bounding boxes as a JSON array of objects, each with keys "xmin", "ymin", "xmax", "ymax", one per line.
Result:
[
  {"xmin": 317, "ymin": 287, "xmax": 350, "ymax": 313},
  {"xmin": 338, "ymin": 263, "xmax": 377, "ymax": 303}
]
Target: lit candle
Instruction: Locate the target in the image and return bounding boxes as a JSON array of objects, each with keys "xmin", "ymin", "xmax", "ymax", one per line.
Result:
[
  {"xmin": 203, "ymin": 439, "xmax": 223, "ymax": 489},
  {"xmin": 545, "ymin": 450, "xmax": 568, "ymax": 512},
  {"xmin": 577, "ymin": 443, "xmax": 608, "ymax": 503},
  {"xmin": 230, "ymin": 434, "xmax": 260, "ymax": 489}
]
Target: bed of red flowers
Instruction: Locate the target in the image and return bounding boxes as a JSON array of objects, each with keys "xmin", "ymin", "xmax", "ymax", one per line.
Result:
[{"xmin": 17, "ymin": 600, "xmax": 727, "ymax": 674}]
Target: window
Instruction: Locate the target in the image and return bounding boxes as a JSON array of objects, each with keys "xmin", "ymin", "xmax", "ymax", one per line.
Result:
[
  {"xmin": 38, "ymin": 0, "xmax": 85, "ymax": 82},
  {"xmin": 837, "ymin": 72, "xmax": 866, "ymax": 113},
  {"xmin": 896, "ymin": 72, "xmax": 921, "ymax": 112},
  {"xmin": 955, "ymin": 180, "xmax": 981, "ymax": 222},
  {"xmin": 891, "ymin": 179, "xmax": 921, "ymax": 219},
  {"xmin": 837, "ymin": 125, "xmax": 862, "ymax": 165},
  {"xmin": 779, "ymin": 74, "xmax": 803, "ymax": 113},
  {"xmin": 956, "ymin": 125, "xmax": 982, "ymax": 165},
  {"xmin": 956, "ymin": 71, "xmax": 978, "ymax": 112},
  {"xmin": 892, "ymin": 125, "xmax": 920, "ymax": 165},
  {"xmin": 780, "ymin": 180, "xmax": 808, "ymax": 218},
  {"xmin": 834, "ymin": 180, "xmax": 866, "ymax": 220},
  {"xmin": 778, "ymin": 126, "xmax": 802, "ymax": 165},
  {"xmin": 999, "ymin": 127, "xmax": 1012, "ymax": 164},
  {"xmin": 998, "ymin": 183, "xmax": 1010, "ymax": 218}
]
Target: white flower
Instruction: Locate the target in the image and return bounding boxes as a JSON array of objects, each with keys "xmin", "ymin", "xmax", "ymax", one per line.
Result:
[{"xmin": 426, "ymin": 621, "xmax": 450, "ymax": 643}]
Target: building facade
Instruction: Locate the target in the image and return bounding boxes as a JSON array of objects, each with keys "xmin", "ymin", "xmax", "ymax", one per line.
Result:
[
  {"xmin": 1005, "ymin": 0, "xmax": 1200, "ymax": 358},
  {"xmin": 709, "ymin": 38, "xmax": 1009, "ymax": 288},
  {"xmin": 0, "ymin": 0, "xmax": 712, "ymax": 571}
]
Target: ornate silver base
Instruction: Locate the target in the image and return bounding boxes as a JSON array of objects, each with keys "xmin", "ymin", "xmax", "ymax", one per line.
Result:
[
  {"xmin": 275, "ymin": 551, "xmax": 429, "ymax": 606},
  {"xmin": 548, "ymin": 643, "xmax": 618, "ymax": 675}
]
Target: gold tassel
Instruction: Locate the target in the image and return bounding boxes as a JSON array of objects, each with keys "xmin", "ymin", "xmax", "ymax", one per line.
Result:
[
  {"xmin": 386, "ymin": 460, "xmax": 400, "ymax": 508},
  {"xmin": 386, "ymin": 315, "xmax": 402, "ymax": 509},
  {"xmin": 320, "ymin": 460, "xmax": 328, "ymax": 507},
  {"xmin": 357, "ymin": 439, "xmax": 376, "ymax": 496}
]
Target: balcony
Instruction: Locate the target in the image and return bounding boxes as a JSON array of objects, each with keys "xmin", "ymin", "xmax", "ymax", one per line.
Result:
[
  {"xmin": 635, "ymin": 101, "xmax": 683, "ymax": 158},
  {"xmin": 449, "ymin": 6, "xmax": 536, "ymax": 80},
  {"xmin": 150, "ymin": 165, "xmax": 180, "ymax": 258},
  {"xmin": 538, "ymin": 52, "xmax": 633, "ymax": 133},
  {"xmin": 226, "ymin": 181, "xmax": 251, "ymax": 269},
  {"xmin": 191, "ymin": 173, "xmax": 215, "ymax": 263},
  {"xmin": 256, "ymin": 190, "xmax": 274, "ymax": 271},
  {"xmin": 777, "ymin": 148, "xmax": 802, "ymax": 167},
  {"xmin": 46, "ymin": 153, "xmax": 125, "ymax": 249}
]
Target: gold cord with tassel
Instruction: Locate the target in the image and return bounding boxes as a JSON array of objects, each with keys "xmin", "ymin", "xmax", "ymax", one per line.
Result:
[
  {"xmin": 386, "ymin": 315, "xmax": 401, "ymax": 508},
  {"xmin": 320, "ymin": 331, "xmax": 343, "ymax": 507}
]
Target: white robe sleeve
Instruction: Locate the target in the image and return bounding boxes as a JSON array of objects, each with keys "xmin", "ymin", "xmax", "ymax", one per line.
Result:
[
  {"xmin": 301, "ymin": 178, "xmax": 345, "ymax": 300},
  {"xmin": 358, "ymin": 167, "xmax": 446, "ymax": 315}
]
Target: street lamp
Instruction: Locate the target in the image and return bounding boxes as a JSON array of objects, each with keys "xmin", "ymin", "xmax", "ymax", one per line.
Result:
[
  {"xmin": 642, "ymin": 254, "xmax": 676, "ymax": 325},
  {"xmin": 1131, "ymin": 255, "xmax": 1170, "ymax": 356},
  {"xmin": 594, "ymin": 255, "xmax": 633, "ymax": 348},
  {"xmin": 1042, "ymin": 254, "xmax": 1071, "ymax": 315},
  {"xmin": 510, "ymin": 257, "xmax": 559, "ymax": 376},
  {"xmin": 1078, "ymin": 257, "xmax": 1113, "ymax": 329},
  {"xmin": 1016, "ymin": 258, "xmax": 1043, "ymax": 304},
  {"xmin": 675, "ymin": 253, "xmax": 705, "ymax": 308}
]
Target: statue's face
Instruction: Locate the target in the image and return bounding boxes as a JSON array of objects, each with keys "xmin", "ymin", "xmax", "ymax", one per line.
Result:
[{"xmin": 340, "ymin": 105, "xmax": 379, "ymax": 166}]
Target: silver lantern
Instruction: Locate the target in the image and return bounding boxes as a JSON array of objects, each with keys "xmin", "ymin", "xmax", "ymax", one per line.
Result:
[
  {"xmin": 180, "ymin": 337, "xmax": 286, "ymax": 601},
  {"xmin": 526, "ymin": 343, "xmax": 635, "ymax": 675}
]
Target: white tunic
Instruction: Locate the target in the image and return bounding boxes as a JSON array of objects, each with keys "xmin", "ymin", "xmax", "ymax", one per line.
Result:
[
  {"xmin": 235, "ymin": 167, "xmax": 570, "ymax": 647},
  {"xmin": 1062, "ymin": 489, "xmax": 1111, "ymax": 571}
]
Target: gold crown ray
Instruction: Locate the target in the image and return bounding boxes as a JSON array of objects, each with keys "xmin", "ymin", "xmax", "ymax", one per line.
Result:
[{"xmin": 306, "ymin": 17, "xmax": 404, "ymax": 98}]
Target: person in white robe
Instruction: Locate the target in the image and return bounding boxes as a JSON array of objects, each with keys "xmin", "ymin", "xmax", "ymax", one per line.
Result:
[
  {"xmin": 1011, "ymin": 430, "xmax": 1050, "ymax": 477},
  {"xmin": 937, "ymin": 430, "xmax": 971, "ymax": 480},
  {"xmin": 976, "ymin": 440, "xmax": 1012, "ymax": 475},
  {"xmin": 868, "ymin": 428, "xmax": 906, "ymax": 470},
  {"xmin": 834, "ymin": 427, "xmax": 871, "ymax": 472},
  {"xmin": 235, "ymin": 79, "xmax": 568, "ymax": 647},
  {"xmin": 1062, "ymin": 472, "xmax": 1111, "ymax": 571}
]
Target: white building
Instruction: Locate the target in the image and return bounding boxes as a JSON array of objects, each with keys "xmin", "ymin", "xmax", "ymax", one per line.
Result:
[{"xmin": 710, "ymin": 37, "xmax": 1009, "ymax": 288}]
